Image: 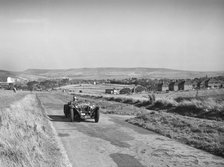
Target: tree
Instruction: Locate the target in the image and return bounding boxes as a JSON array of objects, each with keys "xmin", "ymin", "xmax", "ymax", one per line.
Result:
[{"xmin": 27, "ymin": 81, "xmax": 39, "ymax": 91}]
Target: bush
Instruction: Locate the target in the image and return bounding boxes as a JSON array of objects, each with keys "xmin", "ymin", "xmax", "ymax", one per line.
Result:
[
  {"xmin": 147, "ymin": 98, "xmax": 177, "ymax": 110},
  {"xmin": 113, "ymin": 97, "xmax": 123, "ymax": 102},
  {"xmin": 171, "ymin": 98, "xmax": 224, "ymax": 120}
]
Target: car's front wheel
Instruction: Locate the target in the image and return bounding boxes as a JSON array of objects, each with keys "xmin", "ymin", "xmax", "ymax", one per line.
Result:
[
  {"xmin": 70, "ymin": 108, "xmax": 74, "ymax": 122},
  {"xmin": 94, "ymin": 109, "xmax": 100, "ymax": 123}
]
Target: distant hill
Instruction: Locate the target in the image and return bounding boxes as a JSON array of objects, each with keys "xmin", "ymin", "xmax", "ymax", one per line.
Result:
[{"xmin": 1, "ymin": 68, "xmax": 224, "ymax": 81}]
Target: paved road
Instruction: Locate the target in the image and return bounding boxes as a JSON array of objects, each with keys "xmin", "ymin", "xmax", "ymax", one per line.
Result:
[{"xmin": 38, "ymin": 93, "xmax": 224, "ymax": 167}]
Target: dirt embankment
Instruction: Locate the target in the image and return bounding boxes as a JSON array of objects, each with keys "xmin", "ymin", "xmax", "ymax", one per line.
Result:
[{"xmin": 0, "ymin": 93, "xmax": 71, "ymax": 167}]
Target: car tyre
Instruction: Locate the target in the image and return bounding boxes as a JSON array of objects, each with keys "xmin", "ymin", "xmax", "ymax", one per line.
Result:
[
  {"xmin": 94, "ymin": 109, "xmax": 100, "ymax": 123},
  {"xmin": 64, "ymin": 104, "xmax": 69, "ymax": 118},
  {"xmin": 70, "ymin": 108, "xmax": 74, "ymax": 122}
]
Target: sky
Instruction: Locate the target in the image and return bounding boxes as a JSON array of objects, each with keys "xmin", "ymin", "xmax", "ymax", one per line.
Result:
[{"xmin": 0, "ymin": 0, "xmax": 224, "ymax": 71}]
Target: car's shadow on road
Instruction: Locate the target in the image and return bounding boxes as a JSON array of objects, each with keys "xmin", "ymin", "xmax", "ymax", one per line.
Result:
[
  {"xmin": 48, "ymin": 115, "xmax": 96, "ymax": 123},
  {"xmin": 48, "ymin": 115, "xmax": 71, "ymax": 122}
]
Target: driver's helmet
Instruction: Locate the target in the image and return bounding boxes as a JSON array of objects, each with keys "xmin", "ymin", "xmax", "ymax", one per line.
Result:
[{"xmin": 73, "ymin": 96, "xmax": 78, "ymax": 101}]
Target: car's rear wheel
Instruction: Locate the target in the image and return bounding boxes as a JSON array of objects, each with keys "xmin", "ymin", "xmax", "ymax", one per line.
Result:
[
  {"xmin": 94, "ymin": 109, "xmax": 100, "ymax": 123},
  {"xmin": 64, "ymin": 104, "xmax": 69, "ymax": 118},
  {"xmin": 70, "ymin": 108, "xmax": 74, "ymax": 122}
]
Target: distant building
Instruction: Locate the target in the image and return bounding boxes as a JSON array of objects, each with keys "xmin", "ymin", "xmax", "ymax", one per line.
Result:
[
  {"xmin": 178, "ymin": 80, "xmax": 185, "ymax": 91},
  {"xmin": 105, "ymin": 88, "xmax": 119, "ymax": 94},
  {"xmin": 105, "ymin": 89, "xmax": 114, "ymax": 94},
  {"xmin": 162, "ymin": 85, "xmax": 168, "ymax": 91},
  {"xmin": 113, "ymin": 89, "xmax": 119, "ymax": 94},
  {"xmin": 184, "ymin": 80, "xmax": 193, "ymax": 90},
  {"xmin": 192, "ymin": 79, "xmax": 201, "ymax": 89},
  {"xmin": 156, "ymin": 83, "xmax": 163, "ymax": 91},
  {"xmin": 0, "ymin": 76, "xmax": 16, "ymax": 90},
  {"xmin": 7, "ymin": 77, "xmax": 16, "ymax": 83},
  {"xmin": 200, "ymin": 79, "xmax": 210, "ymax": 89},
  {"xmin": 208, "ymin": 78, "xmax": 222, "ymax": 89},
  {"xmin": 168, "ymin": 81, "xmax": 175, "ymax": 91}
]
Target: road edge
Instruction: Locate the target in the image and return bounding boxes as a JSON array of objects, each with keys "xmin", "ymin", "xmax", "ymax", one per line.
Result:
[{"xmin": 36, "ymin": 94, "xmax": 73, "ymax": 167}]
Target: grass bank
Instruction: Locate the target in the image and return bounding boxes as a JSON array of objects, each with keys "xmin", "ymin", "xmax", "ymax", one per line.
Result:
[
  {"xmin": 127, "ymin": 111, "xmax": 224, "ymax": 158},
  {"xmin": 0, "ymin": 92, "xmax": 71, "ymax": 167},
  {"xmin": 147, "ymin": 96, "xmax": 224, "ymax": 121}
]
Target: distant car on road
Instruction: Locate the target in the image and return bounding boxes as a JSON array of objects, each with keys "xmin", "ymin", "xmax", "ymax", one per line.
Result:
[{"xmin": 63, "ymin": 97, "xmax": 100, "ymax": 123}]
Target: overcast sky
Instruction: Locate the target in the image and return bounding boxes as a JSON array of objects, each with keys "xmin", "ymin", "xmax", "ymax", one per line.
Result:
[{"xmin": 0, "ymin": 0, "xmax": 224, "ymax": 71}]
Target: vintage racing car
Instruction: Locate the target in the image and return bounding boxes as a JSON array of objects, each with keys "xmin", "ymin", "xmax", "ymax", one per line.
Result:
[{"xmin": 63, "ymin": 98, "xmax": 100, "ymax": 123}]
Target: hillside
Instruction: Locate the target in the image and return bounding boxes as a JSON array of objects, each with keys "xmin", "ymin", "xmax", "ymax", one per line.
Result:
[{"xmin": 1, "ymin": 68, "xmax": 224, "ymax": 81}]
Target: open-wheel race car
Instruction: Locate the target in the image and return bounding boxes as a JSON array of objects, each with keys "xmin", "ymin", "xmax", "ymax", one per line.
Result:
[{"xmin": 63, "ymin": 97, "xmax": 100, "ymax": 123}]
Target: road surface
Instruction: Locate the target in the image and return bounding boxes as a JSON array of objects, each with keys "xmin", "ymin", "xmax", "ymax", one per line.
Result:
[{"xmin": 38, "ymin": 93, "xmax": 224, "ymax": 167}]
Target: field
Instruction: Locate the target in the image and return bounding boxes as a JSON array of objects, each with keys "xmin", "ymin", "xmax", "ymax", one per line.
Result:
[
  {"xmin": 60, "ymin": 83, "xmax": 224, "ymax": 100},
  {"xmin": 61, "ymin": 84, "xmax": 224, "ymax": 157},
  {"xmin": 60, "ymin": 83, "xmax": 134, "ymax": 95},
  {"xmin": 0, "ymin": 90, "xmax": 71, "ymax": 167}
]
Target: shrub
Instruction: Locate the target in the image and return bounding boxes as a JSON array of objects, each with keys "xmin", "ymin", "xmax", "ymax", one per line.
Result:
[
  {"xmin": 122, "ymin": 98, "xmax": 134, "ymax": 104},
  {"xmin": 171, "ymin": 98, "xmax": 224, "ymax": 120},
  {"xmin": 113, "ymin": 97, "xmax": 123, "ymax": 102},
  {"xmin": 147, "ymin": 98, "xmax": 177, "ymax": 110}
]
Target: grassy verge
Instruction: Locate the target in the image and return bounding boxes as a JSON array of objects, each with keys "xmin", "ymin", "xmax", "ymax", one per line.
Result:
[
  {"xmin": 76, "ymin": 92, "xmax": 224, "ymax": 121},
  {"xmin": 74, "ymin": 94, "xmax": 152, "ymax": 109},
  {"xmin": 127, "ymin": 111, "xmax": 224, "ymax": 157},
  {"xmin": 0, "ymin": 92, "xmax": 71, "ymax": 167},
  {"xmin": 147, "ymin": 96, "xmax": 224, "ymax": 121}
]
